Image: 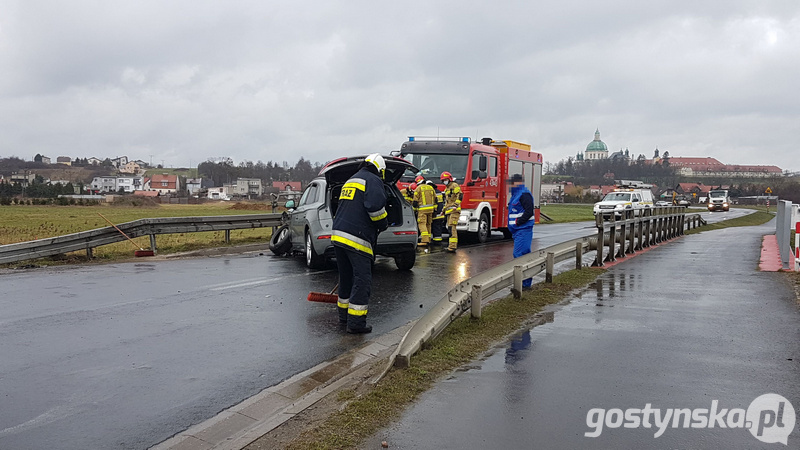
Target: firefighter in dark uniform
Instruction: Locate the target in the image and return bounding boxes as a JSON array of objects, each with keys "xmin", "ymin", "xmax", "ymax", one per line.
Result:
[
  {"xmin": 428, "ymin": 180, "xmax": 445, "ymax": 246},
  {"xmin": 331, "ymin": 153, "xmax": 388, "ymax": 334}
]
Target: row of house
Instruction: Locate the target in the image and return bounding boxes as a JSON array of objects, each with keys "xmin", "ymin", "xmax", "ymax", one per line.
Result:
[
  {"xmin": 88, "ymin": 175, "xmax": 303, "ymax": 200},
  {"xmin": 35, "ymin": 155, "xmax": 149, "ymax": 174}
]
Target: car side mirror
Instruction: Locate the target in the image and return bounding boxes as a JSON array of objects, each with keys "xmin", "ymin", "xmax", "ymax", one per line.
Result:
[{"xmin": 285, "ymin": 200, "xmax": 295, "ymax": 209}]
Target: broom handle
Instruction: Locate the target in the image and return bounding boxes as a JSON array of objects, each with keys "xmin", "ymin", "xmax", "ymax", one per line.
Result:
[{"xmin": 98, "ymin": 213, "xmax": 142, "ymax": 250}]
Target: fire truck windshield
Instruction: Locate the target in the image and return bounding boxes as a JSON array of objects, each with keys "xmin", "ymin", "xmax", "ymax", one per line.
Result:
[{"xmin": 399, "ymin": 153, "xmax": 468, "ymax": 182}]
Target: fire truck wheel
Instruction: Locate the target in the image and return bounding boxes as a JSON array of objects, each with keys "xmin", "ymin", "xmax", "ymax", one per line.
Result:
[{"xmin": 476, "ymin": 212, "xmax": 490, "ymax": 243}]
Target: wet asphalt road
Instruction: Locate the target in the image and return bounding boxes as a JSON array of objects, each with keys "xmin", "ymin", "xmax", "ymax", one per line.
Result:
[
  {"xmin": 0, "ymin": 220, "xmax": 599, "ymax": 450},
  {"xmin": 365, "ymin": 217, "xmax": 800, "ymax": 449},
  {"xmin": 0, "ymin": 208, "xmax": 753, "ymax": 449}
]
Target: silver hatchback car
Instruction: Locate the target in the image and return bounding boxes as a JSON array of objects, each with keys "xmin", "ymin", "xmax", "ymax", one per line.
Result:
[{"xmin": 269, "ymin": 155, "xmax": 419, "ymax": 270}]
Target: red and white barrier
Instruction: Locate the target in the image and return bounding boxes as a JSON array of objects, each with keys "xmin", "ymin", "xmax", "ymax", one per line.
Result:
[{"xmin": 796, "ymin": 221, "xmax": 799, "ymax": 272}]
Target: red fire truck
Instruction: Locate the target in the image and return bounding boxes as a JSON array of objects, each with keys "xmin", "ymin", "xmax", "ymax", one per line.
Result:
[{"xmin": 397, "ymin": 137, "xmax": 543, "ymax": 243}]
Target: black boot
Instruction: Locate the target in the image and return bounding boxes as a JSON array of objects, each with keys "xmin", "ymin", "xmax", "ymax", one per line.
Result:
[
  {"xmin": 347, "ymin": 324, "xmax": 372, "ymax": 334},
  {"xmin": 338, "ymin": 304, "xmax": 348, "ymax": 324}
]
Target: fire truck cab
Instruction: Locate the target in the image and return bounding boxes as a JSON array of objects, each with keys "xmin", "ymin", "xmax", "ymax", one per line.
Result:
[{"xmin": 398, "ymin": 137, "xmax": 543, "ymax": 243}]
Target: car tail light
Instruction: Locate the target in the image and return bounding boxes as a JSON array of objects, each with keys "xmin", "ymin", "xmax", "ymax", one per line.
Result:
[
  {"xmin": 393, "ymin": 231, "xmax": 417, "ymax": 235},
  {"xmin": 317, "ymin": 235, "xmax": 331, "ymax": 239}
]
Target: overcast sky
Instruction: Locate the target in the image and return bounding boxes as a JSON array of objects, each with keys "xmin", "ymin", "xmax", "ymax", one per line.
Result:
[{"xmin": 1, "ymin": 0, "xmax": 798, "ymax": 172}]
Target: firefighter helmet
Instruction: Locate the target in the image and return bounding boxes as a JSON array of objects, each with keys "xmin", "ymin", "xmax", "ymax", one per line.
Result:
[
  {"xmin": 440, "ymin": 171, "xmax": 453, "ymax": 182},
  {"xmin": 409, "ymin": 183, "xmax": 417, "ymax": 191},
  {"xmin": 414, "ymin": 175, "xmax": 425, "ymax": 184},
  {"xmin": 365, "ymin": 153, "xmax": 386, "ymax": 179}
]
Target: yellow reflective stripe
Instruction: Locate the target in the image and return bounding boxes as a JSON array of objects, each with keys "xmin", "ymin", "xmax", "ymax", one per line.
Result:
[
  {"xmin": 331, "ymin": 232, "xmax": 373, "ymax": 256},
  {"xmin": 449, "ymin": 237, "xmax": 458, "ymax": 242},
  {"xmin": 337, "ymin": 298, "xmax": 349, "ymax": 308},
  {"xmin": 348, "ymin": 304, "xmax": 368, "ymax": 316},
  {"xmin": 343, "ymin": 181, "xmax": 366, "ymax": 191},
  {"xmin": 420, "ymin": 232, "xmax": 431, "ymax": 236},
  {"xmin": 369, "ymin": 207, "xmax": 387, "ymax": 221}
]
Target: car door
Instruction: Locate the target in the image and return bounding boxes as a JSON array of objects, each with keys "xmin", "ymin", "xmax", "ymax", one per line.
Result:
[{"xmin": 291, "ymin": 183, "xmax": 320, "ymax": 242}]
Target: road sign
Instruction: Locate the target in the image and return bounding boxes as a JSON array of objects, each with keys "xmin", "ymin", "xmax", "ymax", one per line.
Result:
[{"xmin": 766, "ymin": 187, "xmax": 773, "ymax": 194}]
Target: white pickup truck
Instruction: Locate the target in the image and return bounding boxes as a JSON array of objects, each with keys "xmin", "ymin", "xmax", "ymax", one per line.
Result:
[{"xmin": 593, "ymin": 181, "xmax": 655, "ymax": 220}]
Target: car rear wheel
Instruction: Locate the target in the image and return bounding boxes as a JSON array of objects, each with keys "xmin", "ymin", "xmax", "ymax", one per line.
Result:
[
  {"xmin": 394, "ymin": 250, "xmax": 416, "ymax": 270},
  {"xmin": 269, "ymin": 225, "xmax": 292, "ymax": 255},
  {"xmin": 305, "ymin": 231, "xmax": 326, "ymax": 269}
]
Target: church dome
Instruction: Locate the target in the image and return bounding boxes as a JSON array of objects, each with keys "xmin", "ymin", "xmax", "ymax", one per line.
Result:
[{"xmin": 586, "ymin": 128, "xmax": 607, "ymax": 152}]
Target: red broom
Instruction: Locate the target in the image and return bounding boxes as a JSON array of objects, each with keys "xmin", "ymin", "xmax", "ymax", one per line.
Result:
[
  {"xmin": 98, "ymin": 213, "xmax": 155, "ymax": 257},
  {"xmin": 307, "ymin": 282, "xmax": 339, "ymax": 303}
]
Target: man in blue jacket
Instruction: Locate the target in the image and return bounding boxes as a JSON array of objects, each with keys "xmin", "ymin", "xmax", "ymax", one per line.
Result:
[
  {"xmin": 507, "ymin": 174, "xmax": 535, "ymax": 289},
  {"xmin": 331, "ymin": 153, "xmax": 388, "ymax": 334}
]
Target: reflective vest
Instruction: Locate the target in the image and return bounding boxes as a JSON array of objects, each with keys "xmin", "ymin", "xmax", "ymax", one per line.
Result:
[
  {"xmin": 413, "ymin": 183, "xmax": 436, "ymax": 213},
  {"xmin": 428, "ymin": 181, "xmax": 445, "ymax": 219},
  {"xmin": 443, "ymin": 182, "xmax": 462, "ymax": 215},
  {"xmin": 508, "ymin": 184, "xmax": 534, "ymax": 233},
  {"xmin": 331, "ymin": 167, "xmax": 388, "ymax": 257}
]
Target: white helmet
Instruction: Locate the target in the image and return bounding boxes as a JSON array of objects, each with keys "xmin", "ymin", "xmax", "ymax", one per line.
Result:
[{"xmin": 365, "ymin": 153, "xmax": 386, "ymax": 179}]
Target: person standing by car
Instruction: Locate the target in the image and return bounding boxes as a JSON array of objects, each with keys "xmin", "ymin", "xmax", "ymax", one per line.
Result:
[
  {"xmin": 507, "ymin": 174, "xmax": 534, "ymax": 288},
  {"xmin": 412, "ymin": 175, "xmax": 436, "ymax": 248},
  {"xmin": 428, "ymin": 179, "xmax": 445, "ymax": 246},
  {"xmin": 331, "ymin": 153, "xmax": 388, "ymax": 334},
  {"xmin": 440, "ymin": 171, "xmax": 462, "ymax": 252}
]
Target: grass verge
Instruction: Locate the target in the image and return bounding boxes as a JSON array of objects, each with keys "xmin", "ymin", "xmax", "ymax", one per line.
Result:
[
  {"xmin": 263, "ymin": 268, "xmax": 604, "ymax": 450},
  {"xmin": 684, "ymin": 211, "xmax": 774, "ymax": 235},
  {"xmin": 539, "ymin": 203, "xmax": 594, "ymax": 223},
  {"xmin": 0, "ymin": 203, "xmax": 276, "ymax": 267}
]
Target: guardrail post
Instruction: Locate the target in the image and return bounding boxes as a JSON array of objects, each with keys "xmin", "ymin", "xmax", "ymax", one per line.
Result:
[
  {"xmin": 655, "ymin": 211, "xmax": 663, "ymax": 243},
  {"xmin": 149, "ymin": 234, "xmax": 157, "ymax": 254},
  {"xmin": 635, "ymin": 211, "xmax": 644, "ymax": 250},
  {"xmin": 592, "ymin": 216, "xmax": 605, "ymax": 267},
  {"xmin": 546, "ymin": 252, "xmax": 554, "ymax": 283},
  {"xmin": 576, "ymin": 242, "xmax": 583, "ymax": 270},
  {"xmin": 627, "ymin": 216, "xmax": 636, "ymax": 254},
  {"xmin": 679, "ymin": 212, "xmax": 686, "ymax": 235},
  {"xmin": 513, "ymin": 265, "xmax": 523, "ymax": 298},
  {"xmin": 605, "ymin": 219, "xmax": 617, "ymax": 263},
  {"xmin": 224, "ymin": 230, "xmax": 231, "ymax": 244},
  {"xmin": 86, "ymin": 247, "xmax": 93, "ymax": 259},
  {"xmin": 471, "ymin": 284, "xmax": 482, "ymax": 319}
]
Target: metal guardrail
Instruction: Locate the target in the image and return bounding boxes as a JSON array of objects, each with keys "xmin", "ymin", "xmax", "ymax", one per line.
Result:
[
  {"xmin": 591, "ymin": 206, "xmax": 705, "ymax": 266},
  {"xmin": 388, "ymin": 206, "xmax": 706, "ymax": 369},
  {"xmin": 0, "ymin": 214, "xmax": 282, "ymax": 265}
]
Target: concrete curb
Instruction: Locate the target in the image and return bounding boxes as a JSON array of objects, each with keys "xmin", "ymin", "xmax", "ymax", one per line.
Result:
[{"xmin": 150, "ymin": 323, "xmax": 413, "ymax": 450}]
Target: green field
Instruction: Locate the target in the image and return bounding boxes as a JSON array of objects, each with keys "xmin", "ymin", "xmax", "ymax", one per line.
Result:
[
  {"xmin": 539, "ymin": 203, "xmax": 595, "ymax": 223},
  {"xmin": 0, "ymin": 202, "xmax": 276, "ymax": 263}
]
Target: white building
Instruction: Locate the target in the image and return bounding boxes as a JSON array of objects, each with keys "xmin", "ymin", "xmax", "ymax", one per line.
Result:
[
  {"xmin": 207, "ymin": 186, "xmax": 231, "ymax": 200},
  {"xmin": 116, "ymin": 176, "xmax": 143, "ymax": 193},
  {"xmin": 90, "ymin": 176, "xmax": 117, "ymax": 193}
]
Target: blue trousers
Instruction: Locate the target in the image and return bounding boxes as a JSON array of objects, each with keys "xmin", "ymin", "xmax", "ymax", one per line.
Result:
[{"xmin": 512, "ymin": 227, "xmax": 533, "ymax": 288}]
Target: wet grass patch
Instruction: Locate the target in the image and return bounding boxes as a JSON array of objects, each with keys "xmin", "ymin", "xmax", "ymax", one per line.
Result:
[
  {"xmin": 685, "ymin": 211, "xmax": 774, "ymax": 235},
  {"xmin": 272, "ymin": 268, "xmax": 605, "ymax": 450},
  {"xmin": 539, "ymin": 203, "xmax": 594, "ymax": 223}
]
